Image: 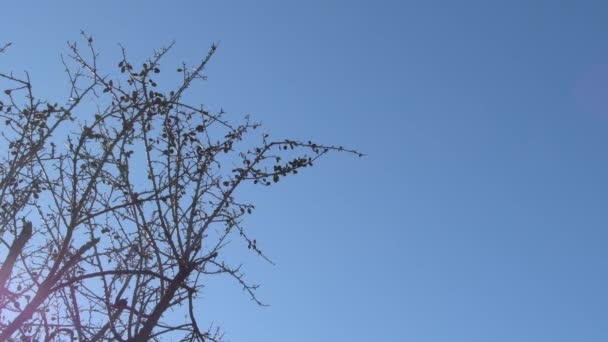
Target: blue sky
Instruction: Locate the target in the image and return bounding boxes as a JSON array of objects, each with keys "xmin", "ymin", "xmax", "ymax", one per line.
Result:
[{"xmin": 2, "ymin": 1, "xmax": 608, "ymax": 341}]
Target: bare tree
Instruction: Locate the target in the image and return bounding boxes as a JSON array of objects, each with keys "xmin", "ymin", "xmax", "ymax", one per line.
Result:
[{"xmin": 0, "ymin": 34, "xmax": 361, "ymax": 341}]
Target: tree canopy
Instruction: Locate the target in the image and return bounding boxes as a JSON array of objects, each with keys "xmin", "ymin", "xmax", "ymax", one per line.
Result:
[{"xmin": 0, "ymin": 34, "xmax": 360, "ymax": 341}]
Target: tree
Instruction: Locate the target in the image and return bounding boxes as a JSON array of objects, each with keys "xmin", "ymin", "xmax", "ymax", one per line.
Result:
[{"xmin": 0, "ymin": 34, "xmax": 361, "ymax": 341}]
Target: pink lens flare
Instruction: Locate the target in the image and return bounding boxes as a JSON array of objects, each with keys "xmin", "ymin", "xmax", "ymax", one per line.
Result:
[{"xmin": 574, "ymin": 63, "xmax": 608, "ymax": 119}]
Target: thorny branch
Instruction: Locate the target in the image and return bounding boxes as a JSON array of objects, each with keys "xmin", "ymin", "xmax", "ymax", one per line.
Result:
[{"xmin": 0, "ymin": 34, "xmax": 361, "ymax": 341}]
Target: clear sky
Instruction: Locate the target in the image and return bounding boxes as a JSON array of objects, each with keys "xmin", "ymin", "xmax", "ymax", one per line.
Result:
[{"xmin": 2, "ymin": 1, "xmax": 608, "ymax": 341}]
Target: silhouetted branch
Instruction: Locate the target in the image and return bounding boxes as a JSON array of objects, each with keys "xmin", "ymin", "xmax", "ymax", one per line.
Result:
[
  {"xmin": 0, "ymin": 34, "xmax": 359, "ymax": 341},
  {"xmin": 0, "ymin": 221, "xmax": 32, "ymax": 289}
]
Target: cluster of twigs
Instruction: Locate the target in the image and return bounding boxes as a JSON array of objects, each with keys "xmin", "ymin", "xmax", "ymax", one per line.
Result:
[{"xmin": 0, "ymin": 33, "xmax": 361, "ymax": 341}]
